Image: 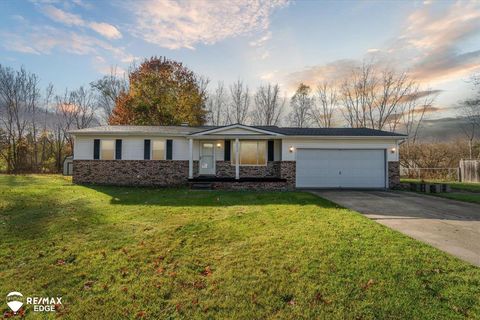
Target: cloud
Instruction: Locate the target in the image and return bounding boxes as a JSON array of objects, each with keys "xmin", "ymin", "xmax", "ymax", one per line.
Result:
[
  {"xmin": 88, "ymin": 22, "xmax": 122, "ymax": 40},
  {"xmin": 1, "ymin": 24, "xmax": 133, "ymax": 63},
  {"xmin": 284, "ymin": 59, "xmax": 359, "ymax": 90},
  {"xmin": 259, "ymin": 70, "xmax": 279, "ymax": 81},
  {"xmin": 128, "ymin": 0, "xmax": 288, "ymax": 49},
  {"xmin": 41, "ymin": 4, "xmax": 84, "ymax": 26},
  {"xmin": 40, "ymin": 4, "xmax": 122, "ymax": 39},
  {"xmin": 283, "ymin": 2, "xmax": 480, "ymax": 92},
  {"xmin": 249, "ymin": 31, "xmax": 272, "ymax": 47},
  {"xmin": 397, "ymin": 1, "xmax": 480, "ymax": 84}
]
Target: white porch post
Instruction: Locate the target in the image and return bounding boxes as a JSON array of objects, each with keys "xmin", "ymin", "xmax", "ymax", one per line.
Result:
[
  {"xmin": 235, "ymin": 138, "xmax": 240, "ymax": 180},
  {"xmin": 188, "ymin": 138, "xmax": 193, "ymax": 179}
]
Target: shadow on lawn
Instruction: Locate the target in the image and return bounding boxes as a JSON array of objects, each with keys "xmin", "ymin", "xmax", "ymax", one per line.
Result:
[
  {"xmin": 1, "ymin": 190, "xmax": 105, "ymax": 241},
  {"xmin": 83, "ymin": 184, "xmax": 341, "ymax": 208}
]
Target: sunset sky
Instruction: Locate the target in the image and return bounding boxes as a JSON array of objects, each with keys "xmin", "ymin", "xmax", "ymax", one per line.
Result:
[{"xmin": 1, "ymin": 0, "xmax": 479, "ymax": 121}]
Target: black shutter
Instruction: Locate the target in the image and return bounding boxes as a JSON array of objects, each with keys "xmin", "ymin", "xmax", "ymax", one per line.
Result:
[
  {"xmin": 166, "ymin": 139, "xmax": 173, "ymax": 160},
  {"xmin": 267, "ymin": 140, "xmax": 274, "ymax": 161},
  {"xmin": 93, "ymin": 139, "xmax": 100, "ymax": 160},
  {"xmin": 115, "ymin": 139, "xmax": 122, "ymax": 160},
  {"xmin": 224, "ymin": 140, "xmax": 231, "ymax": 161},
  {"xmin": 144, "ymin": 139, "xmax": 151, "ymax": 160}
]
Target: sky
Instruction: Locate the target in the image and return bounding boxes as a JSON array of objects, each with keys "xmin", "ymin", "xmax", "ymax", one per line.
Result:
[{"xmin": 1, "ymin": 0, "xmax": 480, "ymax": 121}]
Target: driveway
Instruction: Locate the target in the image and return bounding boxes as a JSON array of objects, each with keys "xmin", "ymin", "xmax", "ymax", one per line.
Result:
[{"xmin": 311, "ymin": 190, "xmax": 480, "ymax": 267}]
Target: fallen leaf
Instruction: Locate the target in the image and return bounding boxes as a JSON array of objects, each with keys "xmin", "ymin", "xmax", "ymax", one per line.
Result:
[
  {"xmin": 202, "ymin": 266, "xmax": 212, "ymax": 276},
  {"xmin": 362, "ymin": 279, "xmax": 375, "ymax": 290},
  {"xmin": 84, "ymin": 280, "xmax": 94, "ymax": 290},
  {"xmin": 55, "ymin": 259, "xmax": 65, "ymax": 266}
]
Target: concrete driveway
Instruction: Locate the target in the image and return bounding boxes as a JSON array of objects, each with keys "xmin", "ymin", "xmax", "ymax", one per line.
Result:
[{"xmin": 311, "ymin": 190, "xmax": 480, "ymax": 266}]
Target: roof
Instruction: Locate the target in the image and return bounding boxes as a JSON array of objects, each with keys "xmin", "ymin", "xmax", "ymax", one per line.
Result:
[
  {"xmin": 69, "ymin": 125, "xmax": 213, "ymax": 135},
  {"xmin": 70, "ymin": 124, "xmax": 406, "ymax": 137},
  {"xmin": 253, "ymin": 126, "xmax": 407, "ymax": 137}
]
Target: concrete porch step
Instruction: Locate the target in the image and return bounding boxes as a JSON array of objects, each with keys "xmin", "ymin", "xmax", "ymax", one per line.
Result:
[{"xmin": 190, "ymin": 182, "xmax": 213, "ymax": 190}]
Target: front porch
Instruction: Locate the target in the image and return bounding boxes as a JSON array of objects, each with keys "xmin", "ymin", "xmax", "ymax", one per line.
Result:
[
  {"xmin": 187, "ymin": 126, "xmax": 284, "ymax": 180},
  {"xmin": 186, "ymin": 125, "xmax": 294, "ymax": 190}
]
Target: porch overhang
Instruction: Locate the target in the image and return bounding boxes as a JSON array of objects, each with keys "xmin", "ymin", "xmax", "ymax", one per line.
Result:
[{"xmin": 189, "ymin": 124, "xmax": 284, "ymax": 137}]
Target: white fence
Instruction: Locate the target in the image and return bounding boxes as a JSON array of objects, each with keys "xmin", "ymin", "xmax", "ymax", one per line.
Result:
[{"xmin": 459, "ymin": 159, "xmax": 480, "ymax": 183}]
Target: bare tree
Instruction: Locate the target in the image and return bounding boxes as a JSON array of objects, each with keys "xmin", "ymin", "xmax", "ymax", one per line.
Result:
[
  {"xmin": 401, "ymin": 89, "xmax": 438, "ymax": 144},
  {"xmin": 340, "ymin": 61, "xmax": 420, "ymax": 131},
  {"xmin": 399, "ymin": 89, "xmax": 439, "ymax": 169},
  {"xmin": 50, "ymin": 87, "xmax": 98, "ymax": 170},
  {"xmin": 457, "ymin": 75, "xmax": 480, "ymax": 158},
  {"xmin": 0, "ymin": 65, "xmax": 40, "ymax": 172},
  {"xmin": 229, "ymin": 80, "xmax": 250, "ymax": 124},
  {"xmin": 251, "ymin": 84, "xmax": 285, "ymax": 126},
  {"xmin": 40, "ymin": 84, "xmax": 54, "ymax": 169},
  {"xmin": 206, "ymin": 82, "xmax": 229, "ymax": 126},
  {"xmin": 340, "ymin": 61, "xmax": 376, "ymax": 128},
  {"xmin": 90, "ymin": 67, "xmax": 127, "ymax": 124},
  {"xmin": 311, "ymin": 82, "xmax": 338, "ymax": 127},
  {"xmin": 288, "ymin": 83, "xmax": 313, "ymax": 127},
  {"xmin": 69, "ymin": 87, "xmax": 98, "ymax": 130}
]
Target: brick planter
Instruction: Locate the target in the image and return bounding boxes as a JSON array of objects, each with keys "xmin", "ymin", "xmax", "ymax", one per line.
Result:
[
  {"xmin": 214, "ymin": 161, "xmax": 281, "ymax": 178},
  {"xmin": 73, "ymin": 160, "xmax": 197, "ymax": 186}
]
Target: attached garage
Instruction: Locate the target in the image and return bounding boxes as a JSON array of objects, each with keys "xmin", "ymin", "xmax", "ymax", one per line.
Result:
[{"xmin": 296, "ymin": 149, "xmax": 386, "ymax": 189}]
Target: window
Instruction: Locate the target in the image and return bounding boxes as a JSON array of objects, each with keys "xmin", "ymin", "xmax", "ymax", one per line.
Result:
[
  {"xmin": 101, "ymin": 140, "xmax": 114, "ymax": 160},
  {"xmin": 232, "ymin": 140, "xmax": 267, "ymax": 165},
  {"xmin": 152, "ymin": 140, "xmax": 165, "ymax": 160}
]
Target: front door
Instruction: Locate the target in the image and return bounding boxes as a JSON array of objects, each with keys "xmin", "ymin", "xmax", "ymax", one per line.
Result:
[{"xmin": 199, "ymin": 142, "xmax": 215, "ymax": 175}]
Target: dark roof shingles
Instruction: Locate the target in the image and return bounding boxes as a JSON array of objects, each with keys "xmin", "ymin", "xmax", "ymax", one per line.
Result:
[
  {"xmin": 70, "ymin": 125, "xmax": 406, "ymax": 137},
  {"xmin": 254, "ymin": 126, "xmax": 406, "ymax": 137}
]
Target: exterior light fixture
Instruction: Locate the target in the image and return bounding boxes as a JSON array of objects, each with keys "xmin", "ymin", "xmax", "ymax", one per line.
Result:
[
  {"xmin": 391, "ymin": 147, "xmax": 396, "ymax": 154},
  {"xmin": 216, "ymin": 142, "xmax": 222, "ymax": 148},
  {"xmin": 289, "ymin": 146, "xmax": 294, "ymax": 153}
]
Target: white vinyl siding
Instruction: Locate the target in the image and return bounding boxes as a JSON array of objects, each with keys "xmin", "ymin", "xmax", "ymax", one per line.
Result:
[
  {"xmin": 73, "ymin": 137, "xmax": 93, "ymax": 160},
  {"xmin": 122, "ymin": 139, "xmax": 144, "ymax": 160}
]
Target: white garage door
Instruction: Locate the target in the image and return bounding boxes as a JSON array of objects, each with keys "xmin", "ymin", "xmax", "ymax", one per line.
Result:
[{"xmin": 296, "ymin": 149, "xmax": 386, "ymax": 188}]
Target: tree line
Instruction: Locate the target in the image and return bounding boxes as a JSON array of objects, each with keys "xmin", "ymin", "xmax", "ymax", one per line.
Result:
[{"xmin": 1, "ymin": 56, "xmax": 478, "ymax": 173}]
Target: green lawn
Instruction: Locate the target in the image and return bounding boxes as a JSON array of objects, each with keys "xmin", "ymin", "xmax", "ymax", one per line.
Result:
[
  {"xmin": 402, "ymin": 179, "xmax": 480, "ymax": 204},
  {"xmin": 1, "ymin": 175, "xmax": 479, "ymax": 319}
]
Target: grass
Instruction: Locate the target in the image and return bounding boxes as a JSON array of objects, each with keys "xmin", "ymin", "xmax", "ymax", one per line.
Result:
[
  {"xmin": 1, "ymin": 175, "xmax": 479, "ymax": 319},
  {"xmin": 402, "ymin": 179, "xmax": 480, "ymax": 204}
]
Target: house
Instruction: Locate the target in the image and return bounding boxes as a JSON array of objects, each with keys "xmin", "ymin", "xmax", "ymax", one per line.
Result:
[{"xmin": 69, "ymin": 124, "xmax": 405, "ymax": 190}]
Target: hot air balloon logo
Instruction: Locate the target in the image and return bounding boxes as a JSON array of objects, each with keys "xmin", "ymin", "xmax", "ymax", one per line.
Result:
[{"xmin": 6, "ymin": 291, "xmax": 24, "ymax": 314}]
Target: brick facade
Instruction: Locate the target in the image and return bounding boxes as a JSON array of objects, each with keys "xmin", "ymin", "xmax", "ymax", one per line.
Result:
[
  {"xmin": 388, "ymin": 161, "xmax": 400, "ymax": 189},
  {"xmin": 73, "ymin": 160, "xmax": 296, "ymax": 189},
  {"xmin": 73, "ymin": 159, "xmax": 397, "ymax": 190},
  {"xmin": 73, "ymin": 160, "xmax": 197, "ymax": 186},
  {"xmin": 214, "ymin": 161, "xmax": 281, "ymax": 178},
  {"xmin": 279, "ymin": 161, "xmax": 296, "ymax": 188}
]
